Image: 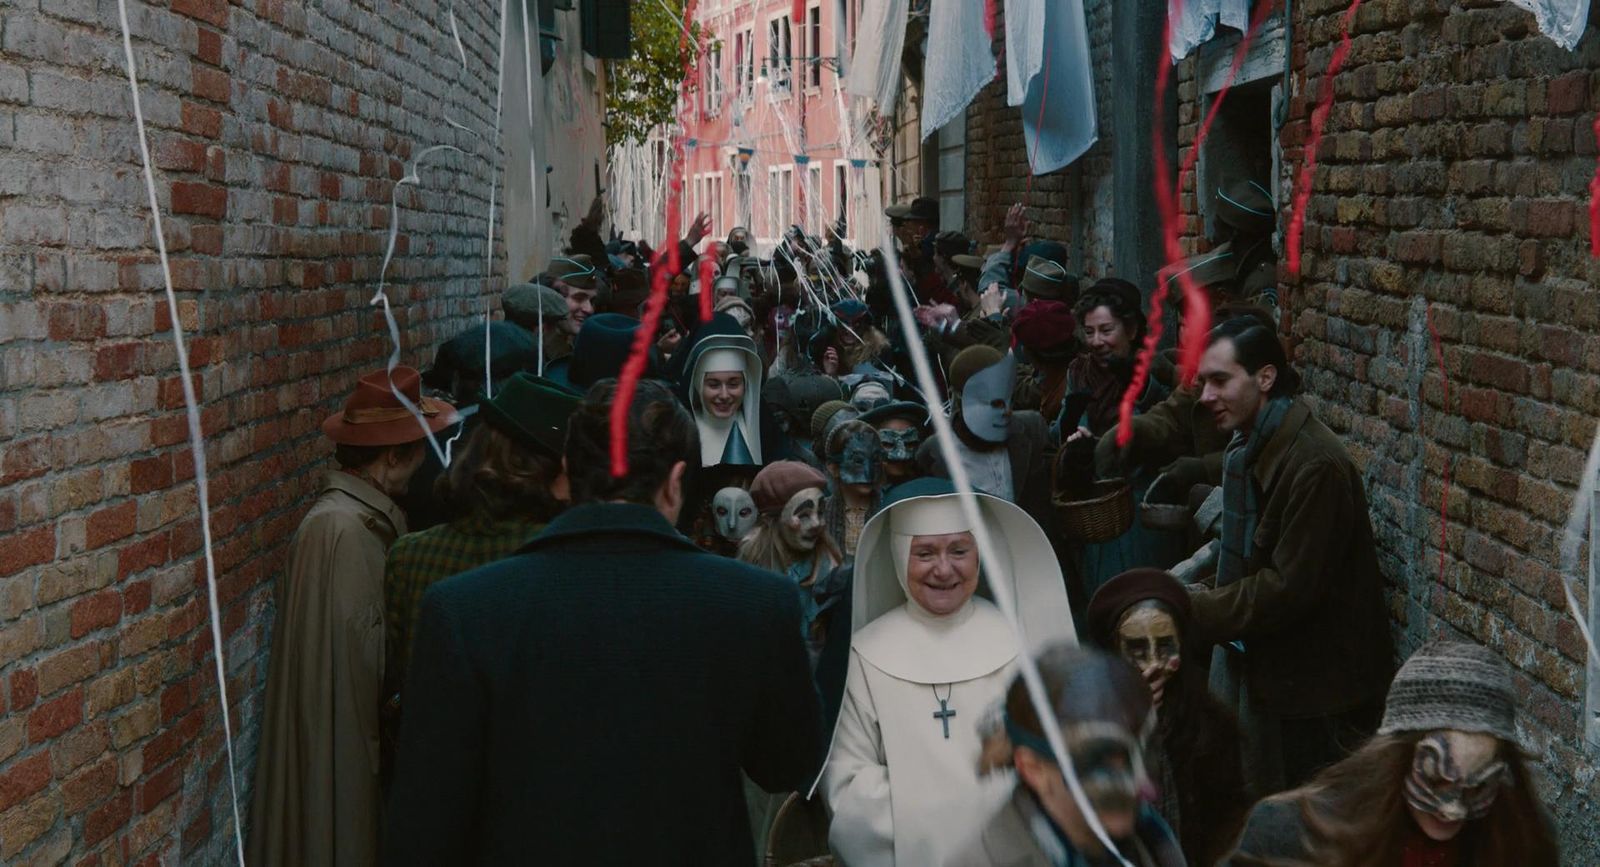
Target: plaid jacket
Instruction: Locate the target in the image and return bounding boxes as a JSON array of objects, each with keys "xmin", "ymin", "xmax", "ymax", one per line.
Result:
[{"xmin": 384, "ymin": 514, "xmax": 546, "ymax": 689}]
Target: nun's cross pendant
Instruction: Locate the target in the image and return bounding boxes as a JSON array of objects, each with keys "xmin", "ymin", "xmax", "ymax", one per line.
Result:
[{"xmin": 933, "ymin": 698, "xmax": 956, "ymax": 739}]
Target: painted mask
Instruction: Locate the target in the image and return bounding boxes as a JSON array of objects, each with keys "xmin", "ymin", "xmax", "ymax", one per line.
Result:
[
  {"xmin": 1404, "ymin": 731, "xmax": 1507, "ymax": 823},
  {"xmin": 879, "ymin": 427, "xmax": 921, "ymax": 462},
  {"xmin": 777, "ymin": 487, "xmax": 827, "ymax": 552},
  {"xmin": 959, "ymin": 352, "xmax": 1017, "ymax": 443},
  {"xmin": 1115, "ymin": 602, "xmax": 1181, "ymax": 709},
  {"xmin": 1064, "ymin": 721, "xmax": 1150, "ymax": 819},
  {"xmin": 711, "ymin": 487, "xmax": 757, "ymax": 542},
  {"xmin": 834, "ymin": 428, "xmax": 882, "ymax": 486}
]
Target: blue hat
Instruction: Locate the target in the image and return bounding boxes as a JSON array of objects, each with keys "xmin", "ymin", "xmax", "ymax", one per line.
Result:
[{"xmin": 569, "ymin": 313, "xmax": 653, "ymax": 390}]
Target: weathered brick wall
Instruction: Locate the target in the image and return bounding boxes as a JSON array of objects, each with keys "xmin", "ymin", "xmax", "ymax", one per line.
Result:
[
  {"xmin": 964, "ymin": 0, "xmax": 1116, "ymax": 279},
  {"xmin": 1, "ymin": 0, "xmax": 503, "ymax": 860},
  {"xmin": 1191, "ymin": 0, "xmax": 1600, "ymax": 855}
]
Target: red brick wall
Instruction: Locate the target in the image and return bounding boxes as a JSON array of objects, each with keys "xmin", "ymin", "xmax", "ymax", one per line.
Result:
[
  {"xmin": 1, "ymin": 0, "xmax": 502, "ymax": 860},
  {"xmin": 1202, "ymin": 0, "xmax": 1600, "ymax": 852}
]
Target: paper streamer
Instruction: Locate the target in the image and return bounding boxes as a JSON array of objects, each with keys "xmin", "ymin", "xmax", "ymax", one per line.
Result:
[
  {"xmin": 1286, "ymin": 0, "xmax": 1361, "ymax": 275},
  {"xmin": 115, "ymin": 1, "xmax": 245, "ymax": 862},
  {"xmin": 1589, "ymin": 115, "xmax": 1600, "ymax": 258},
  {"xmin": 877, "ymin": 229, "xmax": 1135, "ymax": 867},
  {"xmin": 1558, "ymin": 424, "xmax": 1600, "ymax": 668}
]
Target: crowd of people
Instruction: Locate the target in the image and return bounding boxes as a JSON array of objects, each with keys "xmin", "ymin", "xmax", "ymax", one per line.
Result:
[{"xmin": 244, "ymin": 188, "xmax": 1560, "ymax": 866}]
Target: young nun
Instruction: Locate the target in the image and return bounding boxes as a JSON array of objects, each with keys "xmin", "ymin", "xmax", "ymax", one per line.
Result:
[
  {"xmin": 821, "ymin": 477, "xmax": 1077, "ymax": 867},
  {"xmin": 679, "ymin": 317, "xmax": 768, "ymax": 469}
]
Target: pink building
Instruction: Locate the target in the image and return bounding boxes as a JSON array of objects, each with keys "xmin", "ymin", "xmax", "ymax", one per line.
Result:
[{"xmin": 682, "ymin": 0, "xmax": 881, "ymax": 255}]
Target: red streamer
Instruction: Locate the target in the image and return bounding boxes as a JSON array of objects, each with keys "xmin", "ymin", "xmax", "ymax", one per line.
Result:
[
  {"xmin": 984, "ymin": 0, "xmax": 998, "ymax": 40},
  {"xmin": 1117, "ymin": 0, "xmax": 1213, "ymax": 448},
  {"xmin": 611, "ymin": 0, "xmax": 700, "ymax": 477},
  {"xmin": 1285, "ymin": 0, "xmax": 1362, "ymax": 275},
  {"xmin": 1589, "ymin": 115, "xmax": 1600, "ymax": 257}
]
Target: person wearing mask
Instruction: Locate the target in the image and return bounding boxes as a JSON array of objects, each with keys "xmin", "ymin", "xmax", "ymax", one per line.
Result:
[
  {"xmin": 957, "ymin": 644, "xmax": 1184, "ymax": 867},
  {"xmin": 250, "ymin": 366, "xmax": 456, "ymax": 867},
  {"xmin": 384, "ymin": 379, "xmax": 824, "ymax": 865},
  {"xmin": 1086, "ymin": 569, "xmax": 1248, "ymax": 865},
  {"xmin": 1224, "ymin": 641, "xmax": 1559, "ymax": 866}
]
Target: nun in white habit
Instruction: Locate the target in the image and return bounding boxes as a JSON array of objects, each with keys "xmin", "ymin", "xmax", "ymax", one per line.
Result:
[
  {"xmin": 680, "ymin": 324, "xmax": 766, "ymax": 468},
  {"xmin": 820, "ymin": 477, "xmax": 1077, "ymax": 866}
]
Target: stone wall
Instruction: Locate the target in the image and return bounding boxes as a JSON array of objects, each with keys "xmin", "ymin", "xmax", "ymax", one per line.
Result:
[
  {"xmin": 1207, "ymin": 0, "xmax": 1600, "ymax": 855},
  {"xmin": 0, "ymin": 0, "xmax": 508, "ymax": 860}
]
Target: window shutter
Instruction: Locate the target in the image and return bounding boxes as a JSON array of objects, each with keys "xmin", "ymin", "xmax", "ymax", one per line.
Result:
[{"xmin": 581, "ymin": 0, "xmax": 632, "ymax": 59}]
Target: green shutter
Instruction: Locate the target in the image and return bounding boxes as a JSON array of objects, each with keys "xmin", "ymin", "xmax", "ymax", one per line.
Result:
[{"xmin": 581, "ymin": 0, "xmax": 632, "ymax": 59}]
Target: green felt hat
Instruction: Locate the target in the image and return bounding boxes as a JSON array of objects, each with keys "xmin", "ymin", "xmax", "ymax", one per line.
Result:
[{"xmin": 476, "ymin": 371, "xmax": 582, "ymax": 457}]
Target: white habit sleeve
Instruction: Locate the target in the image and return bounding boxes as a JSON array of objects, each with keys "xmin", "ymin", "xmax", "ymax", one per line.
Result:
[{"xmin": 823, "ymin": 653, "xmax": 896, "ymax": 867}]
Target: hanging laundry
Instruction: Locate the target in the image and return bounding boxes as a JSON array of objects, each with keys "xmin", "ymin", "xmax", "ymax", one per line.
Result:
[{"xmin": 921, "ymin": 0, "xmax": 996, "ymax": 140}]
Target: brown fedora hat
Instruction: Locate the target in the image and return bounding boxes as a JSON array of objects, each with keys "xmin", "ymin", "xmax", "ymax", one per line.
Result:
[{"xmin": 321, "ymin": 365, "xmax": 458, "ymax": 447}]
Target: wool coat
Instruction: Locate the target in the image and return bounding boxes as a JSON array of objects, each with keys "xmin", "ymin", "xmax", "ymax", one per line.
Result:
[
  {"xmin": 382, "ymin": 502, "xmax": 825, "ymax": 866},
  {"xmin": 1188, "ymin": 399, "xmax": 1394, "ymax": 718},
  {"xmin": 248, "ymin": 471, "xmax": 403, "ymax": 867}
]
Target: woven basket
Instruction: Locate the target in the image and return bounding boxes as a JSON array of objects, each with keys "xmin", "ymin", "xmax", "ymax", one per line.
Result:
[{"xmin": 1053, "ymin": 479, "xmax": 1134, "ymax": 543}]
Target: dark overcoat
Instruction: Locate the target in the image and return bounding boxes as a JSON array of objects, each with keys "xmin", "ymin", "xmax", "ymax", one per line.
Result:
[{"xmin": 382, "ymin": 502, "xmax": 825, "ymax": 866}]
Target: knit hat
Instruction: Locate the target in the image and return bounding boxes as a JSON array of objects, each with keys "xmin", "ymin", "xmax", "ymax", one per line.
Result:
[
  {"xmin": 810, "ymin": 399, "xmax": 853, "ymax": 443},
  {"xmin": 1011, "ymin": 300, "xmax": 1077, "ymax": 353},
  {"xmin": 948, "ymin": 345, "xmax": 1004, "ymax": 394},
  {"xmin": 750, "ymin": 460, "xmax": 830, "ymax": 515},
  {"xmin": 1378, "ymin": 641, "xmax": 1517, "ymax": 742},
  {"xmin": 1084, "ymin": 569, "xmax": 1193, "ymax": 650}
]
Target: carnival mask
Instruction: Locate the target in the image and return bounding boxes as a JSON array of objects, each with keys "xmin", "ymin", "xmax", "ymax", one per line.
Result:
[
  {"xmin": 833, "ymin": 428, "xmax": 882, "ymax": 486},
  {"xmin": 1064, "ymin": 721, "xmax": 1150, "ymax": 819},
  {"xmin": 959, "ymin": 352, "xmax": 1018, "ymax": 444},
  {"xmin": 1115, "ymin": 603, "xmax": 1180, "ymax": 709},
  {"xmin": 778, "ymin": 487, "xmax": 827, "ymax": 552},
  {"xmin": 711, "ymin": 487, "xmax": 758, "ymax": 542},
  {"xmin": 878, "ymin": 427, "xmax": 921, "ymax": 462},
  {"xmin": 1404, "ymin": 731, "xmax": 1507, "ymax": 823}
]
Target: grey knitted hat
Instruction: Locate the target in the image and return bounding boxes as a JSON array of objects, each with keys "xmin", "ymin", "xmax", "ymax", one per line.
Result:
[{"xmin": 1378, "ymin": 640, "xmax": 1517, "ymax": 742}]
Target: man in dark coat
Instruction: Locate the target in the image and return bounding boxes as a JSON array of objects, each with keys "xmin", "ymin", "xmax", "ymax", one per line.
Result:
[
  {"xmin": 1186, "ymin": 316, "xmax": 1393, "ymax": 793},
  {"xmin": 383, "ymin": 379, "xmax": 825, "ymax": 866}
]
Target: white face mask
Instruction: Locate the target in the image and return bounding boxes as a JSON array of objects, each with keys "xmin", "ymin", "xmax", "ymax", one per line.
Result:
[
  {"xmin": 777, "ymin": 487, "xmax": 827, "ymax": 551},
  {"xmin": 959, "ymin": 352, "xmax": 1017, "ymax": 443},
  {"xmin": 711, "ymin": 487, "xmax": 757, "ymax": 541}
]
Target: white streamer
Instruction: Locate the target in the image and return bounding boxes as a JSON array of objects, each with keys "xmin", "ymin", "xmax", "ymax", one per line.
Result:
[
  {"xmin": 878, "ymin": 227, "xmax": 1134, "ymax": 865},
  {"xmin": 115, "ymin": 1, "xmax": 245, "ymax": 863},
  {"xmin": 370, "ymin": 143, "xmax": 467, "ymax": 467},
  {"xmin": 1558, "ymin": 422, "xmax": 1600, "ymax": 667}
]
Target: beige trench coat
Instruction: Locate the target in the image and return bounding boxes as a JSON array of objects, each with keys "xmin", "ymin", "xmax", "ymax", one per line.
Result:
[{"xmin": 248, "ymin": 472, "xmax": 404, "ymax": 866}]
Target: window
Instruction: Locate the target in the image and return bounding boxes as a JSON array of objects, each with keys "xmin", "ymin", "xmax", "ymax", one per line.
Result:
[
  {"xmin": 705, "ymin": 44, "xmax": 723, "ymax": 115},
  {"xmin": 834, "ymin": 162, "xmax": 849, "ymax": 230},
  {"xmin": 767, "ymin": 16, "xmax": 791, "ymax": 91},
  {"xmin": 806, "ymin": 165, "xmax": 823, "ymax": 233},
  {"xmin": 806, "ymin": 5, "xmax": 822, "ymax": 88},
  {"xmin": 767, "ymin": 165, "xmax": 794, "ymax": 238},
  {"xmin": 733, "ymin": 30, "xmax": 753, "ymax": 101},
  {"xmin": 845, "ymin": 0, "xmax": 858, "ymax": 56}
]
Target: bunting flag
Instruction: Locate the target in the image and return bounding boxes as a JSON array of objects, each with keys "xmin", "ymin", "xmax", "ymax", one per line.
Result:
[
  {"xmin": 845, "ymin": 0, "xmax": 908, "ymax": 110},
  {"xmin": 921, "ymin": 0, "xmax": 994, "ymax": 139},
  {"xmin": 1004, "ymin": 0, "xmax": 1046, "ymax": 107},
  {"xmin": 1021, "ymin": 0, "xmax": 1096, "ymax": 174},
  {"xmin": 1169, "ymin": 0, "xmax": 1250, "ymax": 61}
]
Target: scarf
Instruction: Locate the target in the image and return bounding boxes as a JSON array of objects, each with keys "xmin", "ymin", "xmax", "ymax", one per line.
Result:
[
  {"xmin": 1066, "ymin": 354, "xmax": 1135, "ymax": 435},
  {"xmin": 1216, "ymin": 396, "xmax": 1292, "ymax": 588}
]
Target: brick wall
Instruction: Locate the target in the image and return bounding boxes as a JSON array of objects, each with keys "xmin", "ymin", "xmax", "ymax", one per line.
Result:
[
  {"xmin": 1198, "ymin": 0, "xmax": 1600, "ymax": 855},
  {"xmin": 0, "ymin": 0, "xmax": 504, "ymax": 860},
  {"xmin": 964, "ymin": 0, "xmax": 1117, "ymax": 279}
]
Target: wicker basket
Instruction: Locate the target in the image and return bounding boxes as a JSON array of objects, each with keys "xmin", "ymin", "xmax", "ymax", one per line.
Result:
[{"xmin": 1053, "ymin": 479, "xmax": 1134, "ymax": 543}]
